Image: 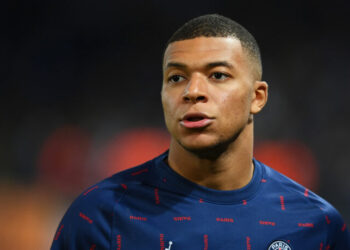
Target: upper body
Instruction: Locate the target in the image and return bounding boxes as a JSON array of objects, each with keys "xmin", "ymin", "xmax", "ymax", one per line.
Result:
[
  {"xmin": 51, "ymin": 14, "xmax": 350, "ymax": 249},
  {"xmin": 51, "ymin": 152, "xmax": 350, "ymax": 249}
]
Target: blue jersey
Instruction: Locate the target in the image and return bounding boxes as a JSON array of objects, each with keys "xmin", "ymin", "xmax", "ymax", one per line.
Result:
[{"xmin": 51, "ymin": 151, "xmax": 350, "ymax": 249}]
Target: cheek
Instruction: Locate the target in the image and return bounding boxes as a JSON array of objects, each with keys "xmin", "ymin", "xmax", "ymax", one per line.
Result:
[
  {"xmin": 218, "ymin": 90, "xmax": 251, "ymax": 122},
  {"xmin": 161, "ymin": 91, "xmax": 177, "ymax": 125}
]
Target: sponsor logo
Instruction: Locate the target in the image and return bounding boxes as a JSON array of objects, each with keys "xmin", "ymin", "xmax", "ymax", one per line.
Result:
[
  {"xmin": 117, "ymin": 234, "xmax": 121, "ymax": 250},
  {"xmin": 129, "ymin": 215, "xmax": 147, "ymax": 221},
  {"xmin": 298, "ymin": 222, "xmax": 313, "ymax": 228},
  {"xmin": 246, "ymin": 236, "xmax": 251, "ymax": 250},
  {"xmin": 204, "ymin": 234, "xmax": 208, "ymax": 250},
  {"xmin": 79, "ymin": 212, "xmax": 93, "ymax": 224},
  {"xmin": 165, "ymin": 241, "xmax": 173, "ymax": 250},
  {"xmin": 154, "ymin": 188, "xmax": 160, "ymax": 204},
  {"xmin": 259, "ymin": 220, "xmax": 276, "ymax": 226},
  {"xmin": 216, "ymin": 217, "xmax": 234, "ymax": 223},
  {"xmin": 83, "ymin": 185, "xmax": 99, "ymax": 195},
  {"xmin": 173, "ymin": 216, "xmax": 191, "ymax": 221},
  {"xmin": 280, "ymin": 195, "xmax": 285, "ymax": 210},
  {"xmin": 131, "ymin": 168, "xmax": 148, "ymax": 176},
  {"xmin": 160, "ymin": 234, "xmax": 165, "ymax": 250},
  {"xmin": 268, "ymin": 240, "xmax": 292, "ymax": 250},
  {"xmin": 54, "ymin": 224, "xmax": 64, "ymax": 240}
]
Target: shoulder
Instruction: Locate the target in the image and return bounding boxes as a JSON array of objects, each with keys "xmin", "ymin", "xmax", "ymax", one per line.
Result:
[
  {"xmin": 51, "ymin": 158, "xmax": 155, "ymax": 249},
  {"xmin": 259, "ymin": 160, "xmax": 339, "ymax": 215},
  {"xmin": 68, "ymin": 159, "xmax": 154, "ymax": 216},
  {"xmin": 260, "ymin": 159, "xmax": 329, "ymax": 206},
  {"xmin": 258, "ymin": 160, "xmax": 350, "ymax": 248}
]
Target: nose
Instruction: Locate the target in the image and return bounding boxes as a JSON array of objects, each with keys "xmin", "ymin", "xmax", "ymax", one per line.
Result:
[{"xmin": 182, "ymin": 74, "xmax": 208, "ymax": 103}]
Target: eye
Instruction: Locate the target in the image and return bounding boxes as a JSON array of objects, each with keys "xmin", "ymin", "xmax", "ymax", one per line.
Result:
[
  {"xmin": 168, "ymin": 75, "xmax": 185, "ymax": 83},
  {"xmin": 210, "ymin": 72, "xmax": 229, "ymax": 81}
]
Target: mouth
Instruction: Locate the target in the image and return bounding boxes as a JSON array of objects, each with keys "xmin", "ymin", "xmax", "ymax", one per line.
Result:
[{"xmin": 180, "ymin": 113, "xmax": 213, "ymax": 129}]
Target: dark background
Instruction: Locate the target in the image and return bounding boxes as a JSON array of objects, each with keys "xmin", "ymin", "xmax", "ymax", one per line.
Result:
[{"xmin": 2, "ymin": 1, "xmax": 350, "ymax": 249}]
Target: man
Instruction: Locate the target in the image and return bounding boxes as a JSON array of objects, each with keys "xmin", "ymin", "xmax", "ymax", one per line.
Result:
[{"xmin": 51, "ymin": 14, "xmax": 350, "ymax": 249}]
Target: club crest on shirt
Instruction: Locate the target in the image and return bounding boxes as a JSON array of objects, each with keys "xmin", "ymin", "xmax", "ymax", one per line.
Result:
[{"xmin": 268, "ymin": 240, "xmax": 292, "ymax": 250}]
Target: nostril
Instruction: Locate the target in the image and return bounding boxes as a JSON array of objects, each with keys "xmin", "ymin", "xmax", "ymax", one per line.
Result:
[
  {"xmin": 183, "ymin": 96, "xmax": 190, "ymax": 102},
  {"xmin": 196, "ymin": 96, "xmax": 206, "ymax": 102},
  {"xmin": 182, "ymin": 94, "xmax": 207, "ymax": 103}
]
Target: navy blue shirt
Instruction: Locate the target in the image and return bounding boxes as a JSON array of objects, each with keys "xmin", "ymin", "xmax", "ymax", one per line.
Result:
[{"xmin": 51, "ymin": 151, "xmax": 350, "ymax": 249}]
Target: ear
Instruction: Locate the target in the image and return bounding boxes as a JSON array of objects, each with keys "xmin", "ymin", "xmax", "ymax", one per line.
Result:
[{"xmin": 250, "ymin": 81, "xmax": 268, "ymax": 114}]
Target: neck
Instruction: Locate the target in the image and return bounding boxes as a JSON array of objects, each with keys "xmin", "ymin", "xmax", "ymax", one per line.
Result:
[{"xmin": 167, "ymin": 123, "xmax": 254, "ymax": 191}]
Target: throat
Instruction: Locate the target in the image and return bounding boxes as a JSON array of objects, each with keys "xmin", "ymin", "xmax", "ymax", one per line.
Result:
[
  {"xmin": 167, "ymin": 148, "xmax": 255, "ymax": 191},
  {"xmin": 196, "ymin": 161, "xmax": 255, "ymax": 191}
]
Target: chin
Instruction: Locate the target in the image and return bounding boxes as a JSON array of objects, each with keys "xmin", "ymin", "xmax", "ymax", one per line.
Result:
[
  {"xmin": 176, "ymin": 128, "xmax": 244, "ymax": 160},
  {"xmin": 178, "ymin": 137, "xmax": 229, "ymax": 160},
  {"xmin": 179, "ymin": 134, "xmax": 218, "ymax": 149}
]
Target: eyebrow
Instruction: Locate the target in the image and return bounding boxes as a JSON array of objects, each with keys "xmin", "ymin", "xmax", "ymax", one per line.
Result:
[
  {"xmin": 165, "ymin": 62, "xmax": 187, "ymax": 70},
  {"xmin": 206, "ymin": 61, "xmax": 234, "ymax": 70},
  {"xmin": 165, "ymin": 61, "xmax": 234, "ymax": 71}
]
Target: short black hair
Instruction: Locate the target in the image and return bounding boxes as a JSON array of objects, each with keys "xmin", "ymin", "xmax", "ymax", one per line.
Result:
[{"xmin": 165, "ymin": 14, "xmax": 262, "ymax": 80}]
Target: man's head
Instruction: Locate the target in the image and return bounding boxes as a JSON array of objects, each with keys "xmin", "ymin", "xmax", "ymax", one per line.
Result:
[
  {"xmin": 161, "ymin": 14, "xmax": 268, "ymax": 158},
  {"xmin": 165, "ymin": 14, "xmax": 262, "ymax": 81}
]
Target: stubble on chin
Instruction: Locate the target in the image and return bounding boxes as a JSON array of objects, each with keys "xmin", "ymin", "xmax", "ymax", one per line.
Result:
[{"xmin": 177, "ymin": 125, "xmax": 246, "ymax": 161}]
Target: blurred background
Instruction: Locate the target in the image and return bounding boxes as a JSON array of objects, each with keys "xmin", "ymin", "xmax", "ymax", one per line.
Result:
[{"xmin": 2, "ymin": 0, "xmax": 350, "ymax": 249}]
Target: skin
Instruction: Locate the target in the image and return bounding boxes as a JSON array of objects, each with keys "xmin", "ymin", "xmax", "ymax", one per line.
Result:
[{"xmin": 161, "ymin": 37, "xmax": 268, "ymax": 190}]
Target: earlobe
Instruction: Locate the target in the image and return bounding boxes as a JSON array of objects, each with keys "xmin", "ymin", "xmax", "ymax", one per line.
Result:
[{"xmin": 250, "ymin": 81, "xmax": 268, "ymax": 114}]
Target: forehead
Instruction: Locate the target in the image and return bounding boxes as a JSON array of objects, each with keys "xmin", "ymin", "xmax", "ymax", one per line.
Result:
[{"xmin": 163, "ymin": 37, "xmax": 246, "ymax": 69}]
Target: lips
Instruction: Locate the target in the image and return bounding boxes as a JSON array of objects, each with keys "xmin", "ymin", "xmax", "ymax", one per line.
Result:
[{"xmin": 180, "ymin": 113, "xmax": 213, "ymax": 128}]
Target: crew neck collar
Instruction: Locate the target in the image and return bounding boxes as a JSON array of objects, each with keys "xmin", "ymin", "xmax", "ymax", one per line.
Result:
[{"xmin": 152, "ymin": 151, "xmax": 264, "ymax": 205}]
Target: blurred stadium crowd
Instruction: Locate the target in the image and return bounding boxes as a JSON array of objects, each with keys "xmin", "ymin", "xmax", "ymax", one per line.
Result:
[{"xmin": 2, "ymin": 1, "xmax": 350, "ymax": 249}]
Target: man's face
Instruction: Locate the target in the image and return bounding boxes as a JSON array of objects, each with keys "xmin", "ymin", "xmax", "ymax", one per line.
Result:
[{"xmin": 161, "ymin": 37, "xmax": 266, "ymax": 153}]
